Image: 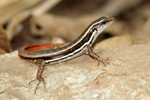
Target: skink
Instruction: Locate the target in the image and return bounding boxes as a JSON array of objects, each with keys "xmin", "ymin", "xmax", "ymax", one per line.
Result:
[{"xmin": 18, "ymin": 16, "xmax": 114, "ymax": 93}]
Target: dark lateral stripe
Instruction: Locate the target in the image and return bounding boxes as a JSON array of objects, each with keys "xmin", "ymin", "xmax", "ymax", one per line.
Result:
[
  {"xmin": 46, "ymin": 44, "xmax": 87, "ymax": 64},
  {"xmin": 45, "ymin": 33, "xmax": 95, "ymax": 64}
]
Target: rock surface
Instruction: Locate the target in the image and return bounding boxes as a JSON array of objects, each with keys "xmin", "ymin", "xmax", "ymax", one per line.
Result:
[{"xmin": 0, "ymin": 43, "xmax": 150, "ymax": 99}]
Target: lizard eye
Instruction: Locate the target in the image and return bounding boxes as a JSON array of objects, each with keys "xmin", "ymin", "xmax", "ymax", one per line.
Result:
[{"xmin": 101, "ymin": 21, "xmax": 106, "ymax": 24}]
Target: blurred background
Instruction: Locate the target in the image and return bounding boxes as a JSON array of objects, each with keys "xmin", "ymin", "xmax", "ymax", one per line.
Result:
[{"xmin": 0, "ymin": 0, "xmax": 150, "ymax": 53}]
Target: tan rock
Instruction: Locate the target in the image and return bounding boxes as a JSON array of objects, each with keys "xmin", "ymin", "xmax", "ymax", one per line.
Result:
[
  {"xmin": 94, "ymin": 34, "xmax": 133, "ymax": 50},
  {"xmin": 94, "ymin": 34, "xmax": 150, "ymax": 50},
  {"xmin": 0, "ymin": 44, "xmax": 150, "ymax": 99}
]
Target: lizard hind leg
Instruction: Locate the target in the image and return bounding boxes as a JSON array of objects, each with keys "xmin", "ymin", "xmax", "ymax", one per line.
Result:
[{"xmin": 28, "ymin": 59, "xmax": 47, "ymax": 94}]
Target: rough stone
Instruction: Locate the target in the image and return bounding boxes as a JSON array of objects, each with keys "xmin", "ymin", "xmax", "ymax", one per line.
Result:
[{"xmin": 0, "ymin": 44, "xmax": 150, "ymax": 99}]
